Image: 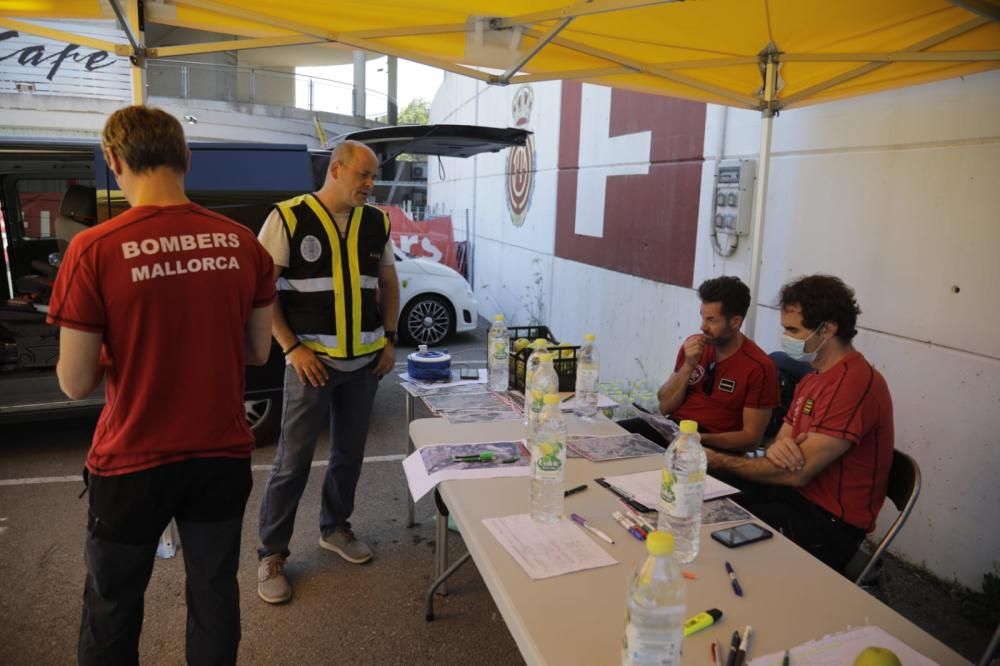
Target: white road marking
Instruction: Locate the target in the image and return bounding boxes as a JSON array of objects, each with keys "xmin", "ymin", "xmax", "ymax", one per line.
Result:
[{"xmin": 0, "ymin": 454, "xmax": 407, "ymax": 487}]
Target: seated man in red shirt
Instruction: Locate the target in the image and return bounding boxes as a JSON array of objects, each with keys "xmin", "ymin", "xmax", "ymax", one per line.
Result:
[
  {"xmin": 621, "ymin": 276, "xmax": 779, "ymax": 451},
  {"xmin": 706, "ymin": 275, "xmax": 895, "ymax": 573}
]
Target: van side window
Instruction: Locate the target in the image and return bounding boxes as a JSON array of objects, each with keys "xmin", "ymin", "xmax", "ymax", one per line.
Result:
[{"xmin": 15, "ymin": 178, "xmax": 95, "ymax": 240}]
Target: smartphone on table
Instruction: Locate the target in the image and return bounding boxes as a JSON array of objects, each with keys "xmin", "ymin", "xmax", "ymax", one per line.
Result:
[{"xmin": 710, "ymin": 522, "xmax": 773, "ymax": 548}]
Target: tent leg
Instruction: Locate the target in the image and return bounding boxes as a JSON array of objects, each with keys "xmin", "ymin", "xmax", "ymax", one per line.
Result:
[
  {"xmin": 109, "ymin": 0, "xmax": 147, "ymax": 104},
  {"xmin": 744, "ymin": 58, "xmax": 778, "ymax": 338},
  {"xmin": 744, "ymin": 112, "xmax": 773, "ymax": 337}
]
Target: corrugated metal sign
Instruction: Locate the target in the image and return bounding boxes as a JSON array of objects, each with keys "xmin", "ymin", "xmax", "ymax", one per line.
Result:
[{"xmin": 0, "ymin": 20, "xmax": 129, "ymax": 100}]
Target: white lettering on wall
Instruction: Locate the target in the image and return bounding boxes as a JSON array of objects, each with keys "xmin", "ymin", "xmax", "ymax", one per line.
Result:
[{"xmin": 574, "ymin": 84, "xmax": 651, "ymax": 238}]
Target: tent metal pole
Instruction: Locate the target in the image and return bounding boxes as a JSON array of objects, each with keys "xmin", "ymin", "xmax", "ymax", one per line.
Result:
[
  {"xmin": 498, "ymin": 17, "xmax": 572, "ymax": 83},
  {"xmin": 744, "ymin": 56, "xmax": 777, "ymax": 338},
  {"xmin": 110, "ymin": 0, "xmax": 147, "ymax": 105}
]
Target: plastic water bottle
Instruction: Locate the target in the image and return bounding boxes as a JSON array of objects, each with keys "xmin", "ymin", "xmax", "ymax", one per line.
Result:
[
  {"xmin": 530, "ymin": 393, "xmax": 567, "ymax": 523},
  {"xmin": 487, "ymin": 315, "xmax": 509, "ymax": 391},
  {"xmin": 621, "ymin": 531, "xmax": 686, "ymax": 666},
  {"xmin": 523, "ymin": 338, "xmax": 550, "ymax": 393},
  {"xmin": 656, "ymin": 420, "xmax": 707, "ymax": 563},
  {"xmin": 527, "ymin": 352, "xmax": 559, "ymax": 436},
  {"xmin": 523, "ymin": 339, "xmax": 550, "ymax": 426},
  {"xmin": 574, "ymin": 333, "xmax": 600, "ymax": 418}
]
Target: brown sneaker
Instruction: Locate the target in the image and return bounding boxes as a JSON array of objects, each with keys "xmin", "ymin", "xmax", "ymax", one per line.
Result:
[
  {"xmin": 257, "ymin": 553, "xmax": 291, "ymax": 604},
  {"xmin": 318, "ymin": 526, "xmax": 373, "ymax": 564}
]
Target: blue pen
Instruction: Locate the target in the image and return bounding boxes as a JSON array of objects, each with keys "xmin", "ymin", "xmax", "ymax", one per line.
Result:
[{"xmin": 725, "ymin": 561, "xmax": 744, "ymax": 597}]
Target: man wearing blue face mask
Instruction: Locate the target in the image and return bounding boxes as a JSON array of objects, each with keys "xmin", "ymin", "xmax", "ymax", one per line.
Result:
[{"xmin": 705, "ymin": 275, "xmax": 894, "ymax": 574}]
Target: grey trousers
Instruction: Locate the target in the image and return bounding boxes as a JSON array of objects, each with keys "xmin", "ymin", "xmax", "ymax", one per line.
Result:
[{"xmin": 258, "ymin": 361, "xmax": 380, "ymax": 559}]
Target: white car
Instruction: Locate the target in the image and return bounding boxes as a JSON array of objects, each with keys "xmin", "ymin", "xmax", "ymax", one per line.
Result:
[{"xmin": 394, "ymin": 250, "xmax": 477, "ymax": 346}]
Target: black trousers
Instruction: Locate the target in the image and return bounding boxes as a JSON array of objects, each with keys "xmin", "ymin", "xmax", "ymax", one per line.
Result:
[
  {"xmin": 715, "ymin": 472, "xmax": 866, "ymax": 575},
  {"xmin": 79, "ymin": 457, "xmax": 252, "ymax": 666}
]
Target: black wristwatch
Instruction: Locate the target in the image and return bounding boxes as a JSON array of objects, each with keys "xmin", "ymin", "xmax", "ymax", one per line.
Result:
[{"xmin": 385, "ymin": 331, "xmax": 398, "ymax": 345}]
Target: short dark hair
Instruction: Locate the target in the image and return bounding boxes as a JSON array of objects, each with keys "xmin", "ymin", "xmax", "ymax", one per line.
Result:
[
  {"xmin": 698, "ymin": 276, "xmax": 750, "ymax": 319},
  {"xmin": 778, "ymin": 275, "xmax": 861, "ymax": 343},
  {"xmin": 102, "ymin": 105, "xmax": 188, "ymax": 174}
]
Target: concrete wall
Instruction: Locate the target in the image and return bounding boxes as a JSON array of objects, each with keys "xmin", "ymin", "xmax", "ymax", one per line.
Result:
[{"xmin": 429, "ymin": 70, "xmax": 1000, "ymax": 589}]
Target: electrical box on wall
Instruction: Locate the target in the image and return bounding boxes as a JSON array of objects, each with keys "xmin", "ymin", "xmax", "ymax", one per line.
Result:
[{"xmin": 713, "ymin": 159, "xmax": 756, "ymax": 236}]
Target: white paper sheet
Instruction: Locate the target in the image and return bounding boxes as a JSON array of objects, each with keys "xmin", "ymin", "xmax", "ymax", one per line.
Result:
[
  {"xmin": 603, "ymin": 469, "xmax": 739, "ymax": 510},
  {"xmin": 748, "ymin": 625, "xmax": 939, "ymax": 666},
  {"xmin": 402, "ymin": 440, "xmax": 531, "ymax": 501},
  {"xmin": 558, "ymin": 392, "xmax": 619, "ymax": 412},
  {"xmin": 482, "ymin": 513, "xmax": 619, "ymax": 580}
]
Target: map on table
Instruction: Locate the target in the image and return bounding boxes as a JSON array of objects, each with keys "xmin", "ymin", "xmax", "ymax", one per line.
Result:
[{"xmin": 402, "ymin": 439, "xmax": 531, "ymax": 501}]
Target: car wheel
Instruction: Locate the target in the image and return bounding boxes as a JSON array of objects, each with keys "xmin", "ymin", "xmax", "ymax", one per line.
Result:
[
  {"xmin": 246, "ymin": 396, "xmax": 281, "ymax": 445},
  {"xmin": 400, "ymin": 294, "xmax": 454, "ymax": 347}
]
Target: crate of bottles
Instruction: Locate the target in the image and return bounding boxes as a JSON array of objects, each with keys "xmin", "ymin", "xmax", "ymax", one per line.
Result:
[{"xmin": 506, "ymin": 324, "xmax": 579, "ymax": 393}]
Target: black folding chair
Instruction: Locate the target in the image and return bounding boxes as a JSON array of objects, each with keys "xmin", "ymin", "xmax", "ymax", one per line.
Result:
[{"xmin": 854, "ymin": 450, "xmax": 921, "ymax": 586}]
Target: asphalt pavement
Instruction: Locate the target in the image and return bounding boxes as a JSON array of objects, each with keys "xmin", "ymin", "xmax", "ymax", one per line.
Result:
[{"xmin": 0, "ymin": 322, "xmax": 529, "ymax": 666}]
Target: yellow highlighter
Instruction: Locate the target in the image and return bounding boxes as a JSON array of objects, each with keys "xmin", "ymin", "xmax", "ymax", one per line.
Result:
[{"xmin": 683, "ymin": 608, "xmax": 723, "ymax": 637}]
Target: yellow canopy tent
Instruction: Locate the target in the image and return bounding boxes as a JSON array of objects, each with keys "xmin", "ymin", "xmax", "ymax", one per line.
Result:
[{"xmin": 2, "ymin": 0, "xmax": 998, "ymax": 329}]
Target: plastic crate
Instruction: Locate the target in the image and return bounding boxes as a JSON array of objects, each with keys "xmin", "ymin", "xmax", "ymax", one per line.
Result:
[{"xmin": 506, "ymin": 325, "xmax": 579, "ymax": 393}]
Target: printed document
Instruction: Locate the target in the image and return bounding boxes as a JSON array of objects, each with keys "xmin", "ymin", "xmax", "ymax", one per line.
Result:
[
  {"xmin": 482, "ymin": 514, "xmax": 618, "ymax": 580},
  {"xmin": 402, "ymin": 440, "xmax": 530, "ymax": 501}
]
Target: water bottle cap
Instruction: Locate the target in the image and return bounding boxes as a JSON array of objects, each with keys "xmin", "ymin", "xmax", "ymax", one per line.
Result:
[
  {"xmin": 583, "ymin": 333, "xmax": 595, "ymax": 342},
  {"xmin": 645, "ymin": 531, "xmax": 674, "ymax": 556},
  {"xmin": 543, "ymin": 393, "xmax": 560, "ymax": 405},
  {"xmin": 537, "ymin": 352, "xmax": 554, "ymax": 362},
  {"xmin": 494, "ymin": 314, "xmax": 505, "ymax": 321},
  {"xmin": 533, "ymin": 338, "xmax": 548, "ymax": 347},
  {"xmin": 679, "ymin": 419, "xmax": 698, "ymax": 433}
]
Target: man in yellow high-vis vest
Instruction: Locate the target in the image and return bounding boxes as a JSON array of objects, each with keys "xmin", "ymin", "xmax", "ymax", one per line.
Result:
[{"xmin": 254, "ymin": 140, "xmax": 399, "ymax": 604}]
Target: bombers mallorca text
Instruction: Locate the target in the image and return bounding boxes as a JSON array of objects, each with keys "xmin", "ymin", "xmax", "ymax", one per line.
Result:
[{"xmin": 122, "ymin": 233, "xmax": 242, "ymax": 283}]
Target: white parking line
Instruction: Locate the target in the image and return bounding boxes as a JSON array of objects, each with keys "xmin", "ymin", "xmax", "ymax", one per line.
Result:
[{"xmin": 0, "ymin": 454, "xmax": 407, "ymax": 487}]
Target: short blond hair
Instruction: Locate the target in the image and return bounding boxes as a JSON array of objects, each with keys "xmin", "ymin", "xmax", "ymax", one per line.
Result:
[{"xmin": 102, "ymin": 105, "xmax": 188, "ymax": 174}]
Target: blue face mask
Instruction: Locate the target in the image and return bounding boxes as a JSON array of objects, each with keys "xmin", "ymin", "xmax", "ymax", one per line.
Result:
[{"xmin": 780, "ymin": 326, "xmax": 826, "ymax": 363}]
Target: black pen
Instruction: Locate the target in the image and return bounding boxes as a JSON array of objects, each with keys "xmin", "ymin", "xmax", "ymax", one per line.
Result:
[
  {"xmin": 733, "ymin": 625, "xmax": 752, "ymax": 666},
  {"xmin": 725, "ymin": 629, "xmax": 740, "ymax": 666},
  {"xmin": 564, "ymin": 484, "xmax": 587, "ymax": 497},
  {"xmin": 561, "ymin": 393, "xmax": 575, "ymax": 402}
]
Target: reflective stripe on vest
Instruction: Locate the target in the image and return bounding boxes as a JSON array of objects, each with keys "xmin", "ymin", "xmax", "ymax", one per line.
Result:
[{"xmin": 274, "ymin": 195, "xmax": 389, "ymax": 359}]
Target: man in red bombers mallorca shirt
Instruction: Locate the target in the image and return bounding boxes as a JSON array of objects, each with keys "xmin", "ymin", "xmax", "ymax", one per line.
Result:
[
  {"xmin": 620, "ymin": 276, "xmax": 780, "ymax": 452},
  {"xmin": 46, "ymin": 105, "xmax": 275, "ymax": 665},
  {"xmin": 705, "ymin": 275, "xmax": 895, "ymax": 574}
]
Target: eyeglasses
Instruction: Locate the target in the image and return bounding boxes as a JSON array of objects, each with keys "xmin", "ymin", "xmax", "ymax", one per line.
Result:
[{"xmin": 702, "ymin": 361, "xmax": 717, "ymax": 396}]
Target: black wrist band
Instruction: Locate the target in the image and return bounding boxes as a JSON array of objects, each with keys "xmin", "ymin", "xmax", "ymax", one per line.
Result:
[{"xmin": 283, "ymin": 341, "xmax": 302, "ymax": 356}]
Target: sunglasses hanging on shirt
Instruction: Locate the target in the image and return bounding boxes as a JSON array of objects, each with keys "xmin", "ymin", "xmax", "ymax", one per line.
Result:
[{"xmin": 702, "ymin": 360, "xmax": 717, "ymax": 396}]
